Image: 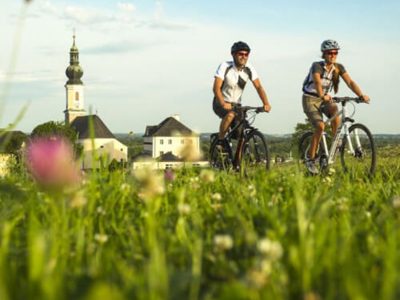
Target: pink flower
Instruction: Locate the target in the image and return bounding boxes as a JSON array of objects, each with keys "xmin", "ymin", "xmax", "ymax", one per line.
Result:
[
  {"xmin": 26, "ymin": 137, "xmax": 80, "ymax": 189},
  {"xmin": 165, "ymin": 169, "xmax": 175, "ymax": 181}
]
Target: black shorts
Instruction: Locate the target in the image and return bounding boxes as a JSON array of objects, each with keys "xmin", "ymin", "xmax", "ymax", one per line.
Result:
[{"xmin": 212, "ymin": 97, "xmax": 241, "ymax": 118}]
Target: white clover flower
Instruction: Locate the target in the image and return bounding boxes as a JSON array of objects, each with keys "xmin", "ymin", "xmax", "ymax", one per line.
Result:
[
  {"xmin": 133, "ymin": 168, "xmax": 165, "ymax": 201},
  {"xmin": 322, "ymin": 176, "xmax": 332, "ymax": 184},
  {"xmin": 260, "ymin": 259, "xmax": 272, "ymax": 276},
  {"xmin": 97, "ymin": 206, "xmax": 106, "ymax": 215},
  {"xmin": 213, "ymin": 234, "xmax": 234, "ymax": 251},
  {"xmin": 211, "ymin": 193, "xmax": 222, "ymax": 201},
  {"xmin": 199, "ymin": 169, "xmax": 215, "ymax": 183},
  {"xmin": 257, "ymin": 238, "xmax": 283, "ymax": 261},
  {"xmin": 392, "ymin": 197, "xmax": 400, "ymax": 209},
  {"xmin": 328, "ymin": 168, "xmax": 336, "ymax": 175},
  {"xmin": 120, "ymin": 183, "xmax": 130, "ymax": 192},
  {"xmin": 69, "ymin": 191, "xmax": 87, "ymax": 208},
  {"xmin": 94, "ymin": 233, "xmax": 108, "ymax": 244},
  {"xmin": 177, "ymin": 203, "xmax": 191, "ymax": 215}
]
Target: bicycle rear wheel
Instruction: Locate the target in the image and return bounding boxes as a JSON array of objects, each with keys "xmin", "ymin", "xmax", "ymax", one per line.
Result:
[
  {"xmin": 298, "ymin": 131, "xmax": 324, "ymax": 162},
  {"xmin": 341, "ymin": 123, "xmax": 376, "ymax": 177},
  {"xmin": 209, "ymin": 138, "xmax": 233, "ymax": 171},
  {"xmin": 241, "ymin": 131, "xmax": 270, "ymax": 174}
]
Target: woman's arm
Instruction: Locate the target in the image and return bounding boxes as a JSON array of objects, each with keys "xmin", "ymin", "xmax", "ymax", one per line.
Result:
[
  {"xmin": 341, "ymin": 73, "xmax": 370, "ymax": 102},
  {"xmin": 312, "ymin": 72, "xmax": 332, "ymax": 102}
]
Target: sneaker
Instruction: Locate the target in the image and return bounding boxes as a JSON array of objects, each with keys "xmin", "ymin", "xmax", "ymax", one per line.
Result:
[{"xmin": 306, "ymin": 159, "xmax": 319, "ymax": 175}]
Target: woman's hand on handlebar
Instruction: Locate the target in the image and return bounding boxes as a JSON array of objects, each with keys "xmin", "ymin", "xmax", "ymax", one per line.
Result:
[
  {"xmin": 262, "ymin": 103, "xmax": 271, "ymax": 113},
  {"xmin": 360, "ymin": 94, "xmax": 370, "ymax": 103},
  {"xmin": 322, "ymin": 94, "xmax": 333, "ymax": 103}
]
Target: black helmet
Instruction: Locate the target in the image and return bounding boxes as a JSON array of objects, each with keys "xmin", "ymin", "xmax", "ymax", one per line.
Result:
[{"xmin": 231, "ymin": 41, "xmax": 251, "ymax": 54}]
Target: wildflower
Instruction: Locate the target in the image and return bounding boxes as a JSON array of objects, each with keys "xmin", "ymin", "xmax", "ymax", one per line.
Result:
[
  {"xmin": 211, "ymin": 193, "xmax": 222, "ymax": 201},
  {"xmin": 213, "ymin": 234, "xmax": 233, "ymax": 251},
  {"xmin": 365, "ymin": 211, "xmax": 371, "ymax": 218},
  {"xmin": 94, "ymin": 234, "xmax": 108, "ymax": 244},
  {"xmin": 322, "ymin": 176, "xmax": 332, "ymax": 185},
  {"xmin": 97, "ymin": 206, "xmax": 106, "ymax": 215},
  {"xmin": 26, "ymin": 137, "xmax": 80, "ymax": 189},
  {"xmin": 165, "ymin": 169, "xmax": 175, "ymax": 181},
  {"xmin": 133, "ymin": 168, "xmax": 165, "ymax": 201},
  {"xmin": 257, "ymin": 238, "xmax": 283, "ymax": 261},
  {"xmin": 260, "ymin": 259, "xmax": 272, "ymax": 276},
  {"xmin": 210, "ymin": 203, "xmax": 223, "ymax": 212},
  {"xmin": 177, "ymin": 203, "xmax": 191, "ymax": 215},
  {"xmin": 246, "ymin": 270, "xmax": 267, "ymax": 289},
  {"xmin": 120, "ymin": 183, "xmax": 130, "ymax": 192},
  {"xmin": 328, "ymin": 168, "xmax": 336, "ymax": 175},
  {"xmin": 392, "ymin": 197, "xmax": 400, "ymax": 209},
  {"xmin": 178, "ymin": 138, "xmax": 202, "ymax": 162},
  {"xmin": 69, "ymin": 190, "xmax": 87, "ymax": 208},
  {"xmin": 199, "ymin": 169, "xmax": 215, "ymax": 183}
]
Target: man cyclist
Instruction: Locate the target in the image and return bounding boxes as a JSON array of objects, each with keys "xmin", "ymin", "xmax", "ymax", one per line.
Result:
[
  {"xmin": 302, "ymin": 39, "xmax": 370, "ymax": 174},
  {"xmin": 213, "ymin": 41, "xmax": 271, "ymax": 148}
]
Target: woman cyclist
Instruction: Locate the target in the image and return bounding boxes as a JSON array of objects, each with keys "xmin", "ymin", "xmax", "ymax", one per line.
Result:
[{"xmin": 302, "ymin": 39, "xmax": 370, "ymax": 174}]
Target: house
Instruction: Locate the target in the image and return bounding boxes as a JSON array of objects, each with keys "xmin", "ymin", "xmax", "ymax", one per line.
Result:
[
  {"xmin": 70, "ymin": 115, "xmax": 128, "ymax": 170},
  {"xmin": 64, "ymin": 34, "xmax": 127, "ymax": 169},
  {"xmin": 133, "ymin": 115, "xmax": 208, "ymax": 169}
]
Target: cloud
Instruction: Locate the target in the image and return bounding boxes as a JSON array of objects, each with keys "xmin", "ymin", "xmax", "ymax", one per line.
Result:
[
  {"xmin": 117, "ymin": 2, "xmax": 135, "ymax": 12},
  {"xmin": 36, "ymin": 0, "xmax": 191, "ymax": 31},
  {"xmin": 85, "ymin": 40, "xmax": 157, "ymax": 55},
  {"xmin": 0, "ymin": 70, "xmax": 59, "ymax": 84},
  {"xmin": 63, "ymin": 6, "xmax": 115, "ymax": 25}
]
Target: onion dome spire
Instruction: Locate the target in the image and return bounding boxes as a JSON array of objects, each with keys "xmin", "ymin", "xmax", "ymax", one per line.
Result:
[{"xmin": 66, "ymin": 31, "xmax": 83, "ymax": 85}]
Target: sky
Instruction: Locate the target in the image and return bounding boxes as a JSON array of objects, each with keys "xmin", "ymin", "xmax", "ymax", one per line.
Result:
[{"xmin": 1, "ymin": 0, "xmax": 399, "ymax": 135}]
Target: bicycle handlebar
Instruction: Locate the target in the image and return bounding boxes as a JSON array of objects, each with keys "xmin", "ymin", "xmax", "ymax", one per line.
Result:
[
  {"xmin": 232, "ymin": 106, "xmax": 265, "ymax": 114},
  {"xmin": 332, "ymin": 96, "xmax": 368, "ymax": 104}
]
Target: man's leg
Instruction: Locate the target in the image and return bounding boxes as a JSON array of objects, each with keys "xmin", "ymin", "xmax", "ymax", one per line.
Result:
[{"xmin": 219, "ymin": 111, "xmax": 236, "ymax": 140}]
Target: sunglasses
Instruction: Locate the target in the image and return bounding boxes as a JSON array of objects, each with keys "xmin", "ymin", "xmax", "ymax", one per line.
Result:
[
  {"xmin": 236, "ymin": 52, "xmax": 249, "ymax": 57},
  {"xmin": 326, "ymin": 51, "xmax": 338, "ymax": 56}
]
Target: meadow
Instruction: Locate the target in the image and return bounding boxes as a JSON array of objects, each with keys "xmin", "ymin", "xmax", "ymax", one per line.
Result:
[{"xmin": 0, "ymin": 144, "xmax": 400, "ymax": 300}]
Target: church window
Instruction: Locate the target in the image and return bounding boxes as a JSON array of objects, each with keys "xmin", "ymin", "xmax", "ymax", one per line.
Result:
[{"xmin": 75, "ymin": 92, "xmax": 79, "ymax": 101}]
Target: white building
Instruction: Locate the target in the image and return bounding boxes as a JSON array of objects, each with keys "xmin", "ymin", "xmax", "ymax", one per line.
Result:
[
  {"xmin": 133, "ymin": 115, "xmax": 208, "ymax": 169},
  {"xmin": 64, "ymin": 34, "xmax": 128, "ymax": 169}
]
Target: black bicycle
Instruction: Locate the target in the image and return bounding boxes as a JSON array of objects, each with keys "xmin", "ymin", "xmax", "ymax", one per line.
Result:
[{"xmin": 209, "ymin": 106, "xmax": 270, "ymax": 175}]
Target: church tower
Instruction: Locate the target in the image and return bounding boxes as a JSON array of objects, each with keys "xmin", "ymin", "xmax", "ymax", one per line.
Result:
[{"xmin": 64, "ymin": 33, "xmax": 86, "ymax": 124}]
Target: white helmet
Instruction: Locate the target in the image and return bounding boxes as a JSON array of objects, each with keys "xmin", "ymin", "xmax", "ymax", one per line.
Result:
[{"xmin": 321, "ymin": 40, "xmax": 340, "ymax": 52}]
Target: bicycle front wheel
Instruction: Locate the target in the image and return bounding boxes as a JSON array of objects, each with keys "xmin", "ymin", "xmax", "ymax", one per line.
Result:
[
  {"xmin": 241, "ymin": 131, "xmax": 270, "ymax": 174},
  {"xmin": 341, "ymin": 123, "xmax": 376, "ymax": 177}
]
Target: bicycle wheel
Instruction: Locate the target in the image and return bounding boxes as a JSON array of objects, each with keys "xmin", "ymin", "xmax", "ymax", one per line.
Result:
[
  {"xmin": 209, "ymin": 138, "xmax": 233, "ymax": 171},
  {"xmin": 298, "ymin": 131, "xmax": 324, "ymax": 163},
  {"xmin": 341, "ymin": 123, "xmax": 376, "ymax": 177},
  {"xmin": 241, "ymin": 130, "xmax": 270, "ymax": 174}
]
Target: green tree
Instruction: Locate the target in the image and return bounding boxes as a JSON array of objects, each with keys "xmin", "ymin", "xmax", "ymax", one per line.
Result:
[
  {"xmin": 0, "ymin": 131, "xmax": 27, "ymax": 154},
  {"xmin": 31, "ymin": 121, "xmax": 83, "ymax": 157}
]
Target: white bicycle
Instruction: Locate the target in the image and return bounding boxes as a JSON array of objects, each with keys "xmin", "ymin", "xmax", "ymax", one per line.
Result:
[{"xmin": 298, "ymin": 96, "xmax": 376, "ymax": 176}]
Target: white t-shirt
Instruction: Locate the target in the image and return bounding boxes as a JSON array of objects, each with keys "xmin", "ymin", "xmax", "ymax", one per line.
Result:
[{"xmin": 215, "ymin": 61, "xmax": 259, "ymax": 104}]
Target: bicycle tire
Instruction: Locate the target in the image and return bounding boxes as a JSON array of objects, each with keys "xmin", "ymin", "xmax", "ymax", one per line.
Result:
[
  {"xmin": 298, "ymin": 131, "xmax": 324, "ymax": 162},
  {"xmin": 209, "ymin": 137, "xmax": 234, "ymax": 171},
  {"xmin": 340, "ymin": 123, "xmax": 376, "ymax": 177},
  {"xmin": 241, "ymin": 130, "xmax": 270, "ymax": 175}
]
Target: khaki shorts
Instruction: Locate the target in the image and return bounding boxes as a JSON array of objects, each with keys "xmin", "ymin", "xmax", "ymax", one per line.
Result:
[{"xmin": 302, "ymin": 94, "xmax": 337, "ymax": 127}]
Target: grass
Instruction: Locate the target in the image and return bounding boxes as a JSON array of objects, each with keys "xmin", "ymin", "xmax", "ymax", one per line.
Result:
[{"xmin": 0, "ymin": 146, "xmax": 400, "ymax": 300}]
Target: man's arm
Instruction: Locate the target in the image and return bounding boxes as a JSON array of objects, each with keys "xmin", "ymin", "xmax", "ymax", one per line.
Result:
[
  {"xmin": 252, "ymin": 78, "xmax": 271, "ymax": 112},
  {"xmin": 213, "ymin": 77, "xmax": 231, "ymax": 110}
]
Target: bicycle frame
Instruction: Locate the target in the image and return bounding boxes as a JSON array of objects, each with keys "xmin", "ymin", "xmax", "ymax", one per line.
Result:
[
  {"xmin": 320, "ymin": 100, "xmax": 357, "ymax": 165},
  {"xmin": 211, "ymin": 106, "xmax": 262, "ymax": 167}
]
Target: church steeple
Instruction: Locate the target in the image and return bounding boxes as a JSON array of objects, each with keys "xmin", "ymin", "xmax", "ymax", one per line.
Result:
[
  {"xmin": 66, "ymin": 31, "xmax": 84, "ymax": 85},
  {"xmin": 65, "ymin": 31, "xmax": 86, "ymax": 125}
]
